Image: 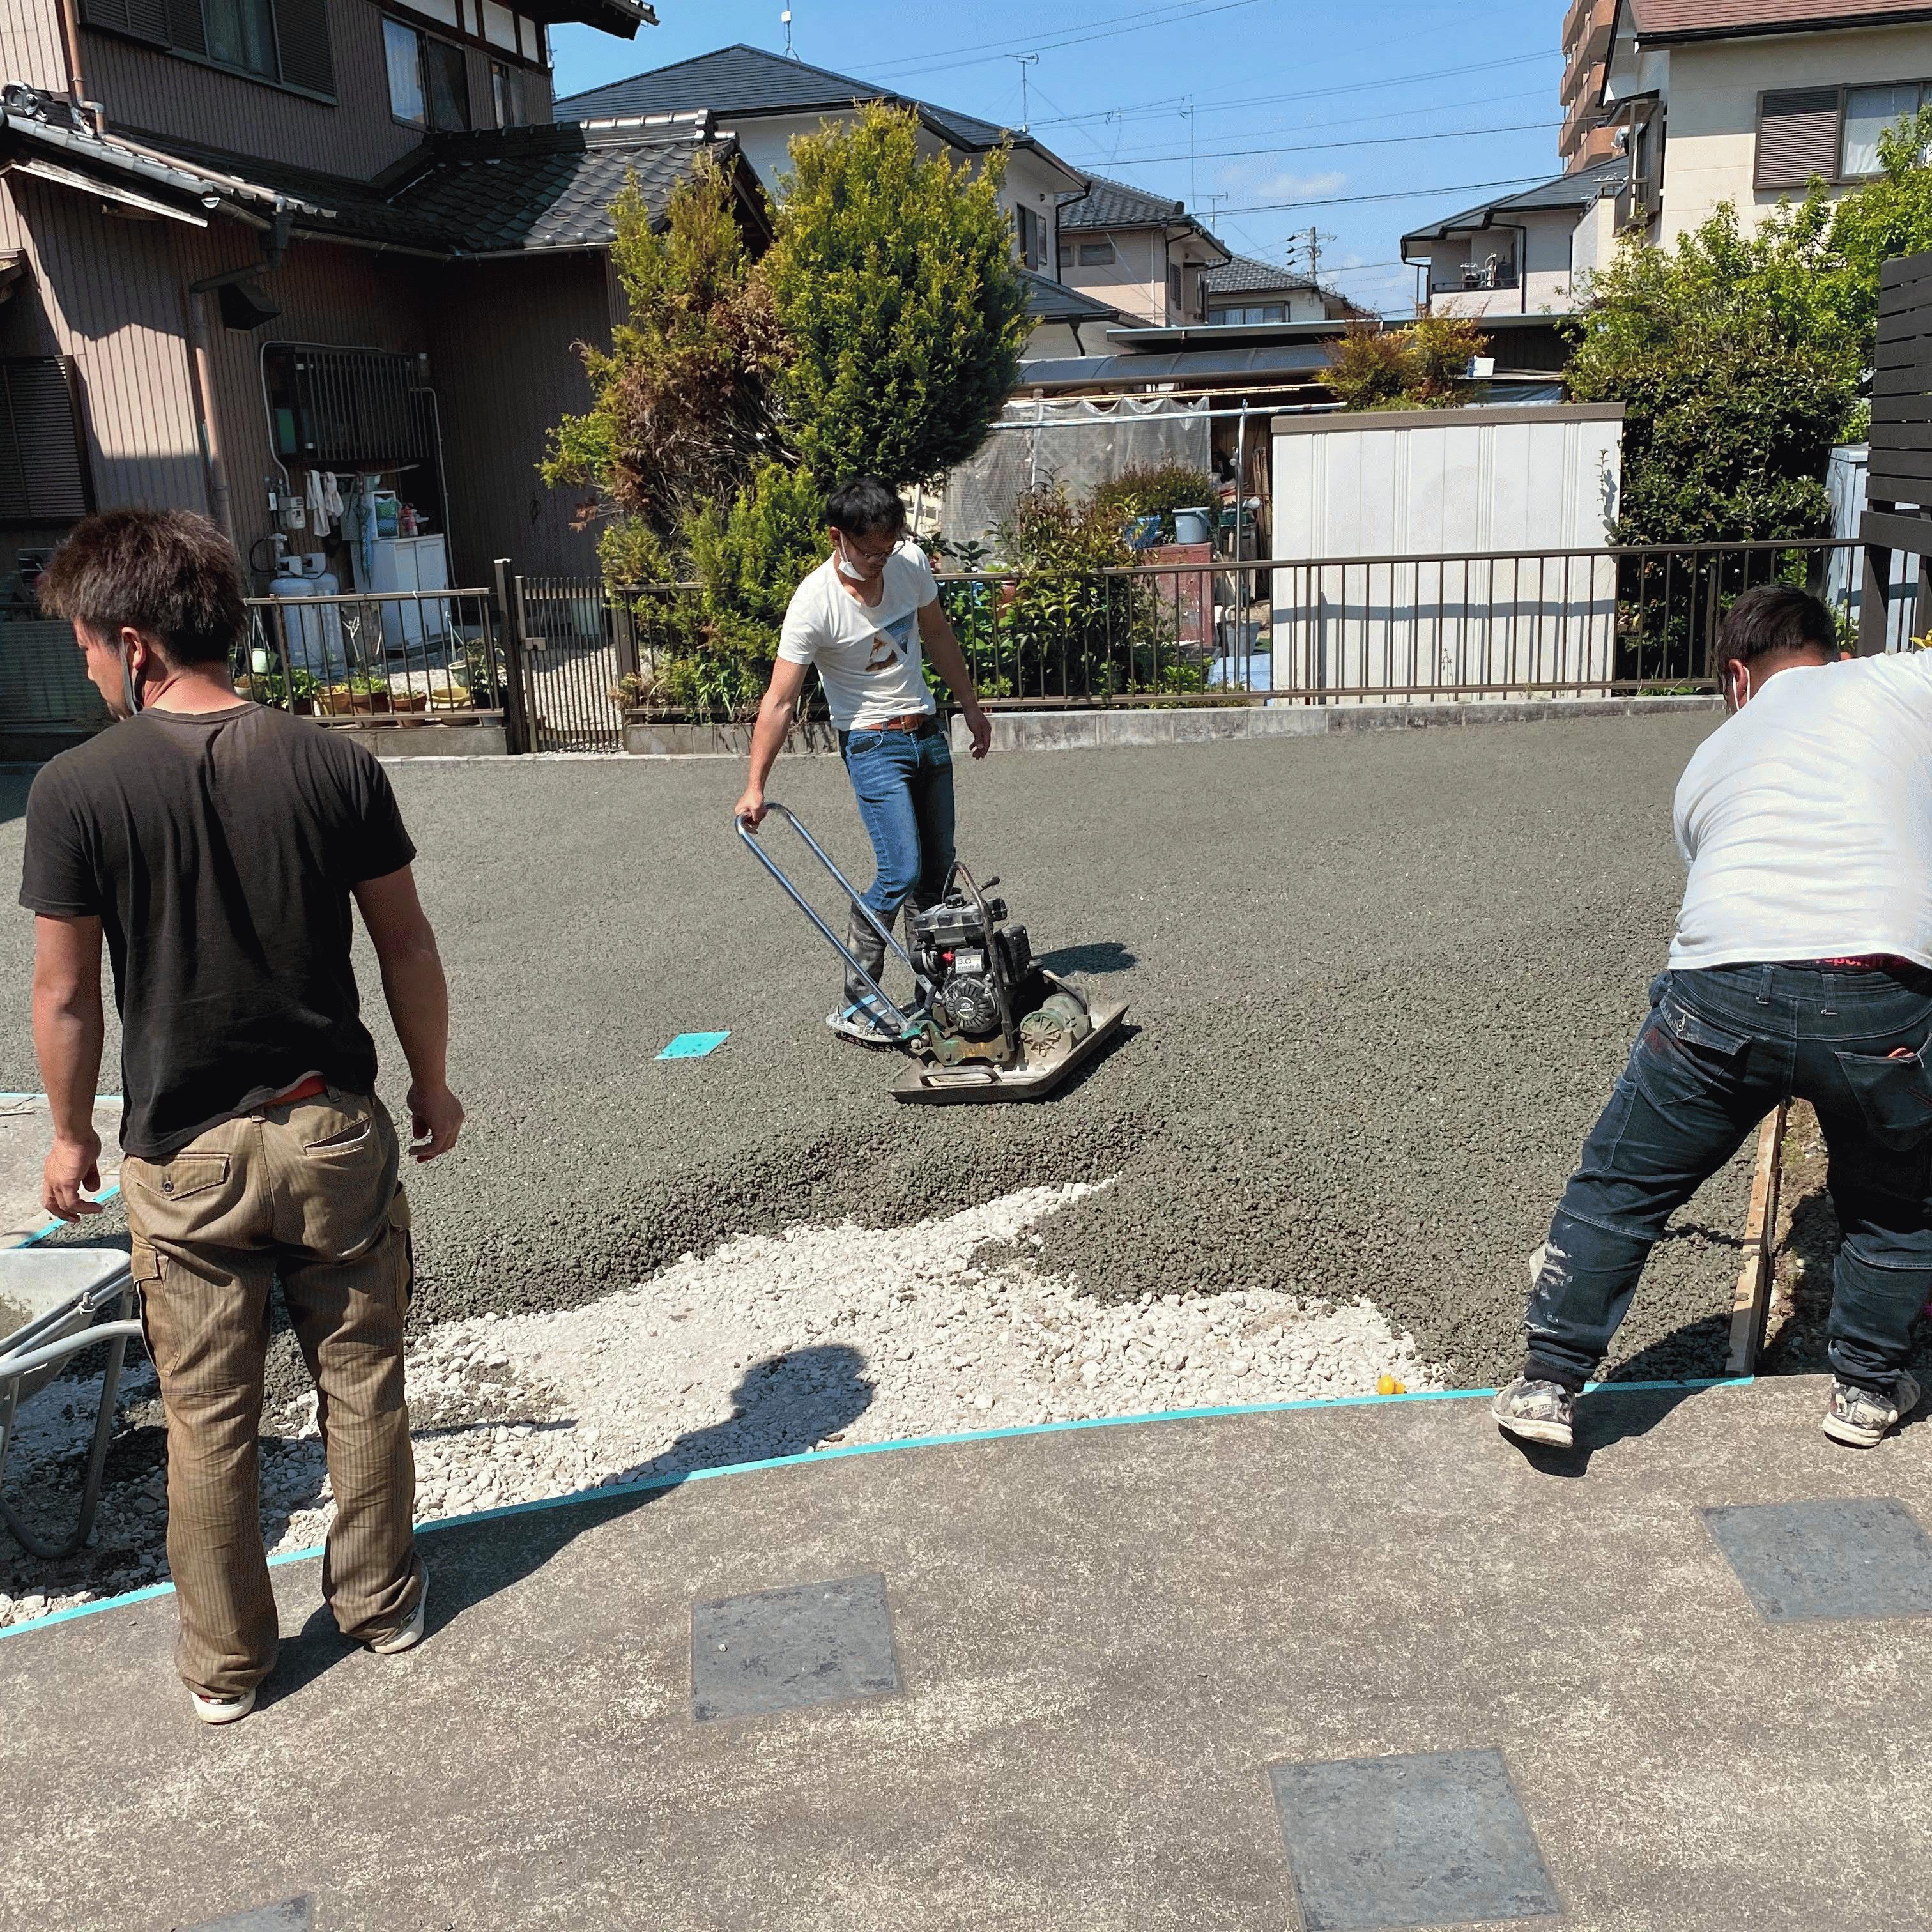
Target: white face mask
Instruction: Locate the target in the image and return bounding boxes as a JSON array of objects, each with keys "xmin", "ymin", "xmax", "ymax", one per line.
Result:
[{"xmin": 835, "ymin": 533, "xmax": 891, "ymax": 581}]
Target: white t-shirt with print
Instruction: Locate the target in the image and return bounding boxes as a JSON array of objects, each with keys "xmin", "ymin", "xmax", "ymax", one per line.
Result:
[
  {"xmin": 776, "ymin": 542, "xmax": 939, "ymax": 730},
  {"xmin": 1669, "ymin": 650, "xmax": 1932, "ymax": 969}
]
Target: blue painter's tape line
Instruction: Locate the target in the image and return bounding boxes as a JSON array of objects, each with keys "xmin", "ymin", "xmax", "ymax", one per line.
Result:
[
  {"xmin": 0, "ymin": 1374, "xmax": 1755, "ymax": 1643},
  {"xmin": 657, "ymin": 1031, "xmax": 730, "ymax": 1061}
]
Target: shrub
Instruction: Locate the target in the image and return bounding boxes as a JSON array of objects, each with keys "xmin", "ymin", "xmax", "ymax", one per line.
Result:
[
  {"xmin": 1088, "ymin": 464, "xmax": 1217, "ymax": 543},
  {"xmin": 1325, "ymin": 315, "xmax": 1488, "ymax": 411},
  {"xmin": 760, "ymin": 103, "xmax": 1031, "ymax": 489}
]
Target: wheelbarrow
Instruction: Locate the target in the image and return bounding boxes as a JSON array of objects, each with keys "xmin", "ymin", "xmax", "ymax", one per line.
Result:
[{"xmin": 0, "ymin": 1248, "xmax": 142, "ymax": 1560}]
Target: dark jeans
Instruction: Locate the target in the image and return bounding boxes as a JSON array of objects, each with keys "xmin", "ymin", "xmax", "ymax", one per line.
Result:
[
  {"xmin": 839, "ymin": 718, "xmax": 956, "ymax": 922},
  {"xmin": 1526, "ymin": 963, "xmax": 1932, "ymax": 1397}
]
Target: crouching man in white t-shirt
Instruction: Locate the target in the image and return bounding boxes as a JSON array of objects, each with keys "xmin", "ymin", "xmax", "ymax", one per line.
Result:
[
  {"xmin": 1495, "ymin": 585, "xmax": 1932, "ymax": 1453},
  {"xmin": 735, "ymin": 477, "xmax": 992, "ymax": 1041}
]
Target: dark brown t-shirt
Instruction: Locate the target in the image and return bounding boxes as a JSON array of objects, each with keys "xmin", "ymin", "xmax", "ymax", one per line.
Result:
[{"xmin": 19, "ymin": 703, "xmax": 416, "ymax": 1158}]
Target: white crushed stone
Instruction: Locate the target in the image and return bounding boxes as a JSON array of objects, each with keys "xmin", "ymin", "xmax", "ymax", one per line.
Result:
[{"xmin": 1, "ymin": 1181, "xmax": 1439, "ymax": 1627}]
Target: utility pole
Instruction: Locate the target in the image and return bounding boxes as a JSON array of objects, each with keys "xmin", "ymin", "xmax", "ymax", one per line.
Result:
[
  {"xmin": 1183, "ymin": 96, "xmax": 1197, "ymax": 209},
  {"xmin": 1010, "ymin": 52, "xmax": 1038, "ymax": 132}
]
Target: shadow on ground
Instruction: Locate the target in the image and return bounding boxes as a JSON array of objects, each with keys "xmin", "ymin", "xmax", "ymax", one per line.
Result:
[{"xmin": 258, "ymin": 1341, "xmax": 872, "ymax": 1708}]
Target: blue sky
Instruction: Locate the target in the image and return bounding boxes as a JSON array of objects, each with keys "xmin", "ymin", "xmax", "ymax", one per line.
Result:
[{"xmin": 550, "ymin": 0, "xmax": 1565, "ymax": 315}]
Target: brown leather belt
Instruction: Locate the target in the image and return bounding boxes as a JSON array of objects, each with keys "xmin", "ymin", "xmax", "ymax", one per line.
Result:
[{"xmin": 870, "ymin": 711, "xmax": 937, "ymax": 733}]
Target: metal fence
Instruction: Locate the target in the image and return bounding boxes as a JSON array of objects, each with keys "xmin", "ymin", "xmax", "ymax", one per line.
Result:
[
  {"xmin": 238, "ymin": 584, "xmax": 509, "ymax": 728},
  {"xmin": 567, "ymin": 539, "xmax": 1870, "ymax": 725}
]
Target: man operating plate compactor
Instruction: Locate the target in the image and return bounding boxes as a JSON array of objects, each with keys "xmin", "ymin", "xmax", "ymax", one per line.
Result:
[{"xmin": 734, "ymin": 476, "xmax": 992, "ymax": 1041}]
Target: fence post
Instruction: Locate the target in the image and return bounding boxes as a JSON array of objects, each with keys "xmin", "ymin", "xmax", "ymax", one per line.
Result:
[
  {"xmin": 493, "ymin": 557, "xmax": 533, "ymax": 755},
  {"xmin": 1859, "ymin": 537, "xmax": 1893, "ymax": 657}
]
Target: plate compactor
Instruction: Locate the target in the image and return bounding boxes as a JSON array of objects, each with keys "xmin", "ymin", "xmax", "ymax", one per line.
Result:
[{"xmin": 737, "ymin": 803, "xmax": 1128, "ymax": 1103}]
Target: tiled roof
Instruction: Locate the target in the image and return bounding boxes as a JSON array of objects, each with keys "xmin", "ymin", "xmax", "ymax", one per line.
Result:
[
  {"xmin": 556, "ymin": 42, "xmax": 1059, "ymax": 164},
  {"xmin": 1630, "ymin": 0, "xmax": 1932, "ymax": 34},
  {"xmin": 1401, "ymin": 159, "xmax": 1624, "ymax": 243},
  {"xmin": 1204, "ymin": 254, "xmax": 1319, "ymax": 296},
  {"xmin": 388, "ymin": 118, "xmax": 735, "ymax": 252},
  {"xmin": 1059, "ymin": 174, "xmax": 1187, "ymax": 231},
  {"xmin": 36, "ymin": 112, "xmax": 745, "ymax": 257}
]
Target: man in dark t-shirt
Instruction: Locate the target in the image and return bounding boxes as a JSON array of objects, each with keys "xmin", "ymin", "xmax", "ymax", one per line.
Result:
[{"xmin": 20, "ymin": 509, "xmax": 464, "ymax": 1724}]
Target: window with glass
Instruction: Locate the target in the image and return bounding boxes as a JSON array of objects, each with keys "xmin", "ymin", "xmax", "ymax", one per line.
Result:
[
  {"xmin": 491, "ymin": 59, "xmax": 518, "ymax": 126},
  {"xmin": 384, "ymin": 17, "xmax": 425, "ymax": 123},
  {"xmin": 1076, "ymin": 240, "xmax": 1116, "ymax": 266},
  {"xmin": 1842, "ymin": 80, "xmax": 1932, "ymax": 176},
  {"xmin": 1211, "ymin": 303, "xmax": 1287, "ymax": 325},
  {"xmin": 385, "ymin": 18, "xmax": 470, "ymax": 130},
  {"xmin": 203, "ymin": 0, "xmax": 276, "ymax": 77}
]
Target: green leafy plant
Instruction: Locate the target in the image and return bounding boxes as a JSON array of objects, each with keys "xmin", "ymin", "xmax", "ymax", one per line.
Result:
[
  {"xmin": 760, "ymin": 102, "xmax": 1031, "ymax": 490},
  {"xmin": 1326, "ymin": 314, "xmax": 1489, "ymax": 411},
  {"xmin": 542, "ymin": 158, "xmax": 783, "ymax": 548},
  {"xmin": 1087, "ymin": 464, "xmax": 1218, "ymax": 543}
]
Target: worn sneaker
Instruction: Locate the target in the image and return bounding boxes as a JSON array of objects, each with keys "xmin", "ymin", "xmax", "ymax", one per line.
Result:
[
  {"xmin": 1822, "ymin": 1371, "xmax": 1922, "ymax": 1448},
  {"xmin": 825, "ymin": 999, "xmax": 900, "ymax": 1046},
  {"xmin": 189, "ymin": 1685, "xmax": 256, "ymax": 1726},
  {"xmin": 365, "ymin": 1567, "xmax": 429, "ymax": 1655},
  {"xmin": 1492, "ymin": 1376, "xmax": 1576, "ymax": 1449}
]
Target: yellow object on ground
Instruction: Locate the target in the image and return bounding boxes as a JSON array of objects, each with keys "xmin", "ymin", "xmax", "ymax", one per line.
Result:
[{"xmin": 1377, "ymin": 1374, "xmax": 1407, "ymax": 1396}]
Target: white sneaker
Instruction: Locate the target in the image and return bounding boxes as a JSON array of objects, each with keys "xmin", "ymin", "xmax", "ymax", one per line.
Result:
[
  {"xmin": 1822, "ymin": 1371, "xmax": 1922, "ymax": 1448},
  {"xmin": 365, "ymin": 1566, "xmax": 428, "ymax": 1655},
  {"xmin": 190, "ymin": 1685, "xmax": 256, "ymax": 1725}
]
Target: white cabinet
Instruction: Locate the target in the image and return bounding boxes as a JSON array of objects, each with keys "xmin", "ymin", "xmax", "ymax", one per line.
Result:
[{"xmin": 352, "ymin": 535, "xmax": 450, "ymax": 653}]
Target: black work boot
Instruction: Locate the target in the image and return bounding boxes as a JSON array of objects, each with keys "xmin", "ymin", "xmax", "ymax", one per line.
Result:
[{"xmin": 826, "ymin": 905, "xmax": 898, "ymax": 1045}]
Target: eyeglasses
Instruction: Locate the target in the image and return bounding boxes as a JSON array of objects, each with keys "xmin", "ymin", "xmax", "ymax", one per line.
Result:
[{"xmin": 838, "ymin": 532, "xmax": 899, "ymax": 565}]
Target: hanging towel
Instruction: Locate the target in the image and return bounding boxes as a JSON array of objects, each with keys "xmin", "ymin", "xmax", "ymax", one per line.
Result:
[
  {"xmin": 303, "ymin": 469, "xmax": 329, "ymax": 538},
  {"xmin": 321, "ymin": 471, "xmax": 344, "ymax": 525}
]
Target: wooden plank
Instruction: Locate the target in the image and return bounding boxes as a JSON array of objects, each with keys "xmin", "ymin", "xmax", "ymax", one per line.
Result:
[
  {"xmin": 1870, "ymin": 418, "xmax": 1932, "ymax": 453},
  {"xmin": 1861, "ymin": 508, "xmax": 1932, "ymax": 556},
  {"xmin": 1725, "ymin": 1101, "xmax": 1788, "ymax": 1377},
  {"xmin": 1871, "ymin": 394, "xmax": 1932, "ymax": 426},
  {"xmin": 1869, "ymin": 464, "xmax": 1932, "ymax": 503},
  {"xmin": 1877, "ymin": 279, "xmax": 1932, "ymax": 318},
  {"xmin": 1874, "ymin": 336, "xmax": 1932, "ymax": 372},
  {"xmin": 1880, "ymin": 251, "xmax": 1932, "ymax": 288},
  {"xmin": 1872, "ymin": 364, "xmax": 1932, "ymax": 398}
]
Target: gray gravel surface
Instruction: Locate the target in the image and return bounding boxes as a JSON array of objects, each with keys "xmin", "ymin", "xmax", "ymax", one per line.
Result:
[{"xmin": 3, "ymin": 717, "xmax": 1748, "ymax": 1395}]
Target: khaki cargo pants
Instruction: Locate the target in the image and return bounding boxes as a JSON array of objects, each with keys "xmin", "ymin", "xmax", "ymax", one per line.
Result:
[{"xmin": 124, "ymin": 1088, "xmax": 421, "ymax": 1699}]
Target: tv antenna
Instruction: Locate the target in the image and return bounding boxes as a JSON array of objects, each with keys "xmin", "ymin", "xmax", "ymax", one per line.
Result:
[
  {"xmin": 781, "ymin": 7, "xmax": 797, "ymax": 58},
  {"xmin": 1009, "ymin": 52, "xmax": 1038, "ymax": 132}
]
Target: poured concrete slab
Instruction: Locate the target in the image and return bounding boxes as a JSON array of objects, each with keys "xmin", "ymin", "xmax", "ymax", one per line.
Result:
[
  {"xmin": 186, "ymin": 1902, "xmax": 311, "ymax": 1932},
  {"xmin": 3, "ymin": 1376, "xmax": 1931, "ymax": 1932}
]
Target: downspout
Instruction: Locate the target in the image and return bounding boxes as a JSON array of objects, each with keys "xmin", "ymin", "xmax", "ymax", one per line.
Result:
[
  {"xmin": 183, "ymin": 206, "xmax": 293, "ymax": 542},
  {"xmin": 54, "ymin": 0, "xmax": 105, "ymax": 133}
]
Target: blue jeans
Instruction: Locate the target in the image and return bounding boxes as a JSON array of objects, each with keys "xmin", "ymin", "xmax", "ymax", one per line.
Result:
[
  {"xmin": 838, "ymin": 723, "xmax": 956, "ymax": 1002},
  {"xmin": 1527, "ymin": 963, "xmax": 1932, "ymax": 1397}
]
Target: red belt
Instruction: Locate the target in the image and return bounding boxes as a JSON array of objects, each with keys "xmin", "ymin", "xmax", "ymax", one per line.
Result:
[
  {"xmin": 1805, "ymin": 956, "xmax": 1917, "ymax": 972},
  {"xmin": 267, "ymin": 1074, "xmax": 328, "ymax": 1106}
]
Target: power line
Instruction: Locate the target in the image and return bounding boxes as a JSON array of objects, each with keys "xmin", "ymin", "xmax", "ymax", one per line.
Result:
[
  {"xmin": 1030, "ymin": 50, "xmax": 1556, "ymax": 129},
  {"xmin": 1214, "ymin": 171, "xmax": 1549, "ymax": 215},
  {"xmin": 1092, "ymin": 118, "xmax": 1561, "ymax": 168},
  {"xmin": 854, "ymin": 0, "xmax": 1263, "ymax": 82},
  {"xmin": 1088, "ymin": 83, "xmax": 1552, "ymax": 157},
  {"xmin": 855, "ymin": 0, "xmax": 1246, "ymax": 75}
]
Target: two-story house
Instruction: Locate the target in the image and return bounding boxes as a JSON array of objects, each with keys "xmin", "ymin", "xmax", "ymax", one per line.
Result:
[
  {"xmin": 0, "ymin": 0, "xmax": 785, "ymax": 650},
  {"xmin": 1596, "ymin": 0, "xmax": 1932, "ymax": 243},
  {"xmin": 555, "ymin": 44, "xmax": 1086, "ymax": 298},
  {"xmin": 1201, "ymin": 254, "xmax": 1367, "ymax": 325},
  {"xmin": 1400, "ymin": 160, "xmax": 1624, "ymax": 316},
  {"xmin": 1053, "ymin": 175, "xmax": 1229, "ymax": 326}
]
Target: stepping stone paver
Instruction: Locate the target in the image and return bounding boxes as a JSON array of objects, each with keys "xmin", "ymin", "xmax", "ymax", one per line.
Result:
[
  {"xmin": 691, "ymin": 1571, "xmax": 899, "ymax": 1722},
  {"xmin": 185, "ymin": 1900, "xmax": 311, "ymax": 1931},
  {"xmin": 1269, "ymin": 1746, "xmax": 1561, "ymax": 1931},
  {"xmin": 1703, "ymin": 1496, "xmax": 1932, "ymax": 1622}
]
